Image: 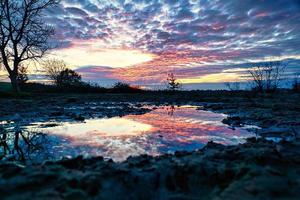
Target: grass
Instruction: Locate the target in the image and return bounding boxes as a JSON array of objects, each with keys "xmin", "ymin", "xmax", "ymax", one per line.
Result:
[
  {"xmin": 0, "ymin": 82, "xmax": 12, "ymax": 92},
  {"xmin": 0, "ymin": 82, "xmax": 31, "ymax": 98}
]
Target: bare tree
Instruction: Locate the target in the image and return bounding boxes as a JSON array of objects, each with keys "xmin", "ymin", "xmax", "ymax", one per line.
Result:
[
  {"xmin": 167, "ymin": 72, "xmax": 181, "ymax": 91},
  {"xmin": 42, "ymin": 59, "xmax": 67, "ymax": 85},
  {"xmin": 224, "ymin": 82, "xmax": 240, "ymax": 91},
  {"xmin": 248, "ymin": 61, "xmax": 286, "ymax": 92},
  {"xmin": 0, "ymin": 0, "xmax": 58, "ymax": 92}
]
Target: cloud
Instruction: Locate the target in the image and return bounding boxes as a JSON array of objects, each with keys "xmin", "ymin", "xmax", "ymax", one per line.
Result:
[
  {"xmin": 45, "ymin": 0, "xmax": 300, "ymax": 87},
  {"xmin": 75, "ymin": 57, "xmax": 300, "ymax": 87}
]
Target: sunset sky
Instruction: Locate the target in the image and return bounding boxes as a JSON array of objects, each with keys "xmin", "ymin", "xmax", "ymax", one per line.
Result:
[{"xmin": 2, "ymin": 0, "xmax": 300, "ymax": 89}]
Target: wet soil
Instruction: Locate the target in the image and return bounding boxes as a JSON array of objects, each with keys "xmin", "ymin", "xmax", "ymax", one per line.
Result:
[{"xmin": 0, "ymin": 91, "xmax": 300, "ymax": 199}]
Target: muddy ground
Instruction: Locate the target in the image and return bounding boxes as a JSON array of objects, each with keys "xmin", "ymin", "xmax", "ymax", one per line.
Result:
[
  {"xmin": 0, "ymin": 138, "xmax": 299, "ymax": 200},
  {"xmin": 0, "ymin": 91, "xmax": 300, "ymax": 199},
  {"xmin": 1, "ymin": 91, "xmax": 300, "ymax": 138}
]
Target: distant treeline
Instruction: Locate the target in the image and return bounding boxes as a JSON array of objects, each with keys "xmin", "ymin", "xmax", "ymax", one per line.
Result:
[{"xmin": 19, "ymin": 82, "xmax": 143, "ymax": 94}]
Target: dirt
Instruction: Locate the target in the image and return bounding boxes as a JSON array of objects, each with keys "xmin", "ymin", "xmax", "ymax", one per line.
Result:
[
  {"xmin": 0, "ymin": 91, "xmax": 300, "ymax": 199},
  {"xmin": 0, "ymin": 138, "xmax": 299, "ymax": 200}
]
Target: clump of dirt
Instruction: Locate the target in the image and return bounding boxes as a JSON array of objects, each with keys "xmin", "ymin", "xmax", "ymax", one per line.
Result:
[{"xmin": 0, "ymin": 138, "xmax": 299, "ymax": 200}]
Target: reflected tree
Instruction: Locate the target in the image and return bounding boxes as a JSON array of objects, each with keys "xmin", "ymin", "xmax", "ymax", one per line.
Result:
[
  {"xmin": 0, "ymin": 126, "xmax": 9, "ymax": 155},
  {"xmin": 166, "ymin": 105, "xmax": 175, "ymax": 117},
  {"xmin": 0, "ymin": 125, "xmax": 49, "ymax": 163}
]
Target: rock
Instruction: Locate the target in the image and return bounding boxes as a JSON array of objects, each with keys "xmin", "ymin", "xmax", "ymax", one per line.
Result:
[
  {"xmin": 258, "ymin": 127, "xmax": 296, "ymax": 141},
  {"xmin": 74, "ymin": 114, "xmax": 85, "ymax": 121},
  {"xmin": 58, "ymin": 156, "xmax": 84, "ymax": 169},
  {"xmin": 79, "ymin": 175, "xmax": 101, "ymax": 196},
  {"xmin": 0, "ymin": 162, "xmax": 24, "ymax": 179},
  {"xmin": 222, "ymin": 116, "xmax": 242, "ymax": 126},
  {"xmin": 205, "ymin": 141, "xmax": 225, "ymax": 150}
]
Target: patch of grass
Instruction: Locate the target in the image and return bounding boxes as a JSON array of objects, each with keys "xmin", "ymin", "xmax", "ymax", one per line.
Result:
[
  {"xmin": 0, "ymin": 82, "xmax": 30, "ymax": 98},
  {"xmin": 0, "ymin": 82, "xmax": 12, "ymax": 92},
  {"xmin": 0, "ymin": 91, "xmax": 31, "ymax": 98}
]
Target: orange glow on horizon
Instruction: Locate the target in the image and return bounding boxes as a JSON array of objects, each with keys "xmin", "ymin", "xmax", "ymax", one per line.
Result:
[
  {"xmin": 179, "ymin": 72, "xmax": 242, "ymax": 84},
  {"xmin": 50, "ymin": 39, "xmax": 156, "ymax": 68}
]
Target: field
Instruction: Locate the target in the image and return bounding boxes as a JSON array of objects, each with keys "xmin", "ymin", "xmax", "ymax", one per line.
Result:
[
  {"xmin": 0, "ymin": 82, "xmax": 11, "ymax": 92},
  {"xmin": 0, "ymin": 91, "xmax": 299, "ymax": 199}
]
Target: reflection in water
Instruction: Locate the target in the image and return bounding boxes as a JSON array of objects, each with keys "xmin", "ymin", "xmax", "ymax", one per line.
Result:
[
  {"xmin": 0, "ymin": 106, "xmax": 257, "ymax": 163},
  {"xmin": 0, "ymin": 125, "xmax": 50, "ymax": 163},
  {"xmin": 166, "ymin": 105, "xmax": 175, "ymax": 116},
  {"xmin": 36, "ymin": 118, "xmax": 152, "ymax": 137}
]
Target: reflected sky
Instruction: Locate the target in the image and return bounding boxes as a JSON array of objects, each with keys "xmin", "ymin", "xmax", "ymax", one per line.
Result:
[{"xmin": 23, "ymin": 106, "xmax": 256, "ymax": 162}]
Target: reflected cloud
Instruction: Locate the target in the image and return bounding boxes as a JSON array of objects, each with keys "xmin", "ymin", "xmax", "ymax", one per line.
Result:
[
  {"xmin": 11, "ymin": 106, "xmax": 257, "ymax": 162},
  {"xmin": 38, "ymin": 118, "xmax": 152, "ymax": 138}
]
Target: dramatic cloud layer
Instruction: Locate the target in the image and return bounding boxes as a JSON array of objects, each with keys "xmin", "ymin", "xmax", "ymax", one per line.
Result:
[{"xmin": 45, "ymin": 0, "xmax": 300, "ymax": 88}]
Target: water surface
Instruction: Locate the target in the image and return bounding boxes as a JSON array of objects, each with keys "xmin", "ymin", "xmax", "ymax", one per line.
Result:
[{"xmin": 1, "ymin": 105, "xmax": 257, "ymax": 162}]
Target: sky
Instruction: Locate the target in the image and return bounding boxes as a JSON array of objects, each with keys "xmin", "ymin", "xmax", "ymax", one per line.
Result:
[{"xmin": 2, "ymin": 0, "xmax": 300, "ymax": 89}]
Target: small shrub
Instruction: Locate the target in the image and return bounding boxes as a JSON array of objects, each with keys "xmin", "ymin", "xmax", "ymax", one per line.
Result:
[
  {"xmin": 167, "ymin": 73, "xmax": 181, "ymax": 91},
  {"xmin": 57, "ymin": 69, "xmax": 82, "ymax": 87},
  {"xmin": 112, "ymin": 82, "xmax": 141, "ymax": 93}
]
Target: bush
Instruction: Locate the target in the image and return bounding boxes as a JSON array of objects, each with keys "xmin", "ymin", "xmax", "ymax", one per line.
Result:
[
  {"xmin": 248, "ymin": 61, "xmax": 286, "ymax": 93},
  {"xmin": 111, "ymin": 82, "xmax": 142, "ymax": 93},
  {"xmin": 57, "ymin": 69, "xmax": 82, "ymax": 87}
]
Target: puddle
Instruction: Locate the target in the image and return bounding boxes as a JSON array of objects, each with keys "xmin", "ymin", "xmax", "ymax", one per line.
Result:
[{"xmin": 0, "ymin": 105, "xmax": 258, "ymax": 163}]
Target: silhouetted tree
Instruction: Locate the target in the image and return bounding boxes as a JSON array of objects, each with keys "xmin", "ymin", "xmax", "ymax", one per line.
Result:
[
  {"xmin": 167, "ymin": 73, "xmax": 180, "ymax": 91},
  {"xmin": 248, "ymin": 61, "xmax": 286, "ymax": 92},
  {"xmin": 42, "ymin": 59, "xmax": 67, "ymax": 84},
  {"xmin": 224, "ymin": 82, "xmax": 240, "ymax": 91},
  {"xmin": 0, "ymin": 0, "xmax": 58, "ymax": 92},
  {"xmin": 57, "ymin": 69, "xmax": 82, "ymax": 86}
]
